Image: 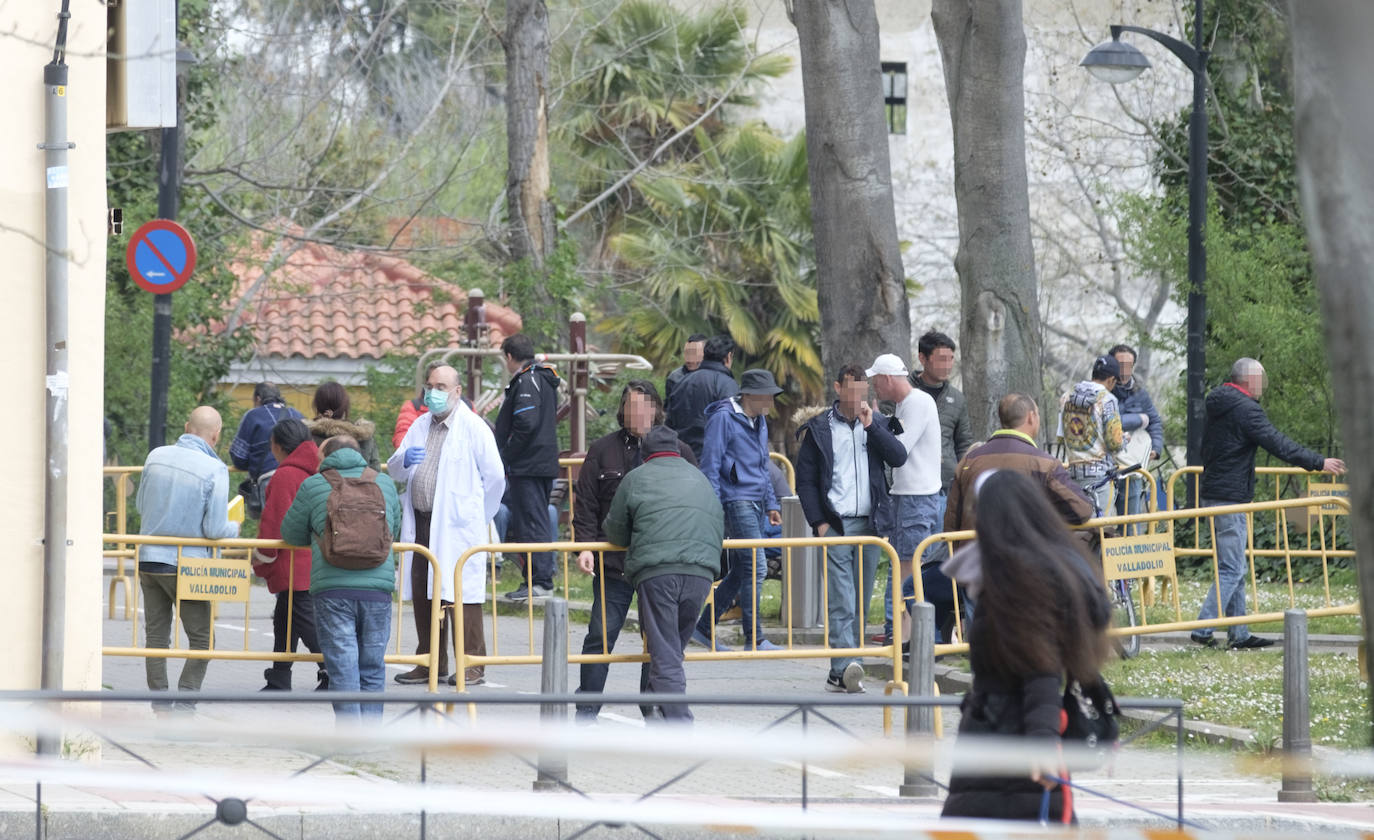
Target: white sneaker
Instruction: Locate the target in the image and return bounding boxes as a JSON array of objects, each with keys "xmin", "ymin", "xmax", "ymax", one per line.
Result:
[{"xmin": 842, "ymin": 661, "xmax": 865, "ymax": 694}]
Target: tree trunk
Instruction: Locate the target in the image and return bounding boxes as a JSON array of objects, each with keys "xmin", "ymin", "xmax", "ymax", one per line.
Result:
[
  {"xmin": 1288, "ymin": 0, "xmax": 1374, "ymax": 739},
  {"xmin": 792, "ymin": 0, "xmax": 910, "ymax": 384},
  {"xmin": 505, "ymin": 0, "xmax": 554, "ymax": 268},
  {"xmin": 931, "ymin": 0, "xmax": 1041, "ymax": 439}
]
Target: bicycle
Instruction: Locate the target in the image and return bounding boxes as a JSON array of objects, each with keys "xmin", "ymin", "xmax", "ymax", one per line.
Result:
[{"xmin": 1085, "ymin": 463, "xmax": 1146, "ymax": 659}]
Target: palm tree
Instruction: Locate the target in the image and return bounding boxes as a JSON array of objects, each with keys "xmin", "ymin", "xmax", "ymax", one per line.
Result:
[{"xmin": 560, "ymin": 1, "xmax": 823, "ymax": 413}]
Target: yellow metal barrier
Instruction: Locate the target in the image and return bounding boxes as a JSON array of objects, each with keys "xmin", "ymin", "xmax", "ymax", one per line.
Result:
[
  {"xmin": 103, "ymin": 466, "xmax": 141, "ymax": 620},
  {"xmin": 769, "ymin": 452, "xmax": 796, "ymax": 494},
  {"xmin": 1165, "ymin": 466, "xmax": 1351, "ymax": 608},
  {"xmin": 100, "ymin": 534, "xmax": 451, "ymax": 693},
  {"xmin": 910, "ymin": 495, "xmax": 1357, "ymax": 657},
  {"xmin": 446, "ymin": 536, "xmax": 911, "ymax": 728}
]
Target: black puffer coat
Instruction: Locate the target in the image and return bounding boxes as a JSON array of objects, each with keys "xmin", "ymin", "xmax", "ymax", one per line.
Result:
[{"xmin": 1199, "ymin": 383, "xmax": 1324, "ymax": 503}]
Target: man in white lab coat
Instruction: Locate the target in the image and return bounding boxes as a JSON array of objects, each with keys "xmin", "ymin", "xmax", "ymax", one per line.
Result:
[{"xmin": 388, "ymin": 365, "xmax": 506, "ymax": 686}]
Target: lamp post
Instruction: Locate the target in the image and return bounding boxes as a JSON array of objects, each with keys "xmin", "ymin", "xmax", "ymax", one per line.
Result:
[{"xmin": 1081, "ymin": 3, "xmax": 1209, "ymax": 468}]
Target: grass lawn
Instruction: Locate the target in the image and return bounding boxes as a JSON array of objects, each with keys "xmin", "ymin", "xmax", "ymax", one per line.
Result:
[
  {"xmin": 1132, "ymin": 575, "xmax": 1362, "ymax": 636},
  {"xmin": 1104, "ymin": 647, "xmax": 1371, "ymax": 750}
]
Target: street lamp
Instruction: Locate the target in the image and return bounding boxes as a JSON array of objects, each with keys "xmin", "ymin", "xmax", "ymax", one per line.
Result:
[{"xmin": 1081, "ymin": 6, "xmax": 1210, "ymax": 470}]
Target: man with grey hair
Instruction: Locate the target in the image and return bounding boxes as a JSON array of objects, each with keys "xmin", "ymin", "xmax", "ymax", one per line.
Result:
[{"xmin": 1191, "ymin": 358, "xmax": 1346, "ymax": 649}]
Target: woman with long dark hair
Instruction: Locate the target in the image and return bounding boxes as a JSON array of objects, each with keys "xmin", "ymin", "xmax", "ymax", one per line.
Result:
[
  {"xmin": 252, "ymin": 419, "xmax": 327, "ymax": 691},
  {"xmin": 306, "ymin": 381, "xmax": 381, "ymax": 471},
  {"xmin": 941, "ymin": 469, "xmax": 1111, "ymax": 823}
]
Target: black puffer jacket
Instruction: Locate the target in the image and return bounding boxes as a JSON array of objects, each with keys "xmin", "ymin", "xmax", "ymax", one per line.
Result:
[
  {"xmin": 664, "ymin": 360, "xmax": 737, "ymax": 459},
  {"xmin": 1199, "ymin": 383, "xmax": 1325, "ymax": 503},
  {"xmin": 572, "ymin": 427, "xmax": 697, "ymax": 580},
  {"xmin": 494, "ymin": 362, "xmax": 562, "ymax": 477}
]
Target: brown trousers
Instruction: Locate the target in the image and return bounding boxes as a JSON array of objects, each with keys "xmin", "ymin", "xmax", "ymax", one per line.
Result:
[{"xmin": 413, "ymin": 510, "xmax": 486, "ymax": 678}]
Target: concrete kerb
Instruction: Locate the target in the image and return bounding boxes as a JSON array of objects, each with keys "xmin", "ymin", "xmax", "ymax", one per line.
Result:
[{"xmin": 11, "ymin": 792, "xmax": 1374, "ymax": 837}]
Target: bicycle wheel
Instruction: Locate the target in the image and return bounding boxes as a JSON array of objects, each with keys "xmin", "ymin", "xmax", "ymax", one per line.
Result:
[{"xmin": 1111, "ymin": 580, "xmax": 1140, "ymax": 659}]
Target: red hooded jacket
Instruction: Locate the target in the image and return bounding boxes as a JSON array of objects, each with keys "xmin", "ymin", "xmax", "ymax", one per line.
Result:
[
  {"xmin": 392, "ymin": 397, "xmax": 428, "ymax": 449},
  {"xmin": 252, "ymin": 438, "xmax": 321, "ymax": 593}
]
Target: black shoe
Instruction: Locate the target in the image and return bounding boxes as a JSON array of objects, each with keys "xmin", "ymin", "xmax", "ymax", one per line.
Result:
[
  {"xmin": 315, "ymin": 674, "xmax": 330, "ymax": 691},
  {"xmin": 260, "ymin": 683, "xmax": 288, "ymax": 692},
  {"xmin": 1229, "ymin": 635, "xmax": 1275, "ymax": 650},
  {"xmin": 1190, "ymin": 633, "xmax": 1218, "ymax": 648}
]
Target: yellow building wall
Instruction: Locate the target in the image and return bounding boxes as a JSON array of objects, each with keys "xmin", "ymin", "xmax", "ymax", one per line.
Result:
[
  {"xmin": 0, "ymin": 8, "xmax": 107, "ymax": 693},
  {"xmin": 223, "ymin": 382, "xmax": 405, "ymax": 431}
]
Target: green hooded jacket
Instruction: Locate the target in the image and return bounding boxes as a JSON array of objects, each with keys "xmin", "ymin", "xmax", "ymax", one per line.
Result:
[
  {"xmin": 602, "ymin": 454, "xmax": 724, "ymax": 587},
  {"xmin": 280, "ymin": 446, "xmax": 402, "ymax": 595}
]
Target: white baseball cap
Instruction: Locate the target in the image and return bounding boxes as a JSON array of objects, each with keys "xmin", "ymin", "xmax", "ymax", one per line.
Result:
[{"xmin": 865, "ymin": 353, "xmax": 909, "ymax": 378}]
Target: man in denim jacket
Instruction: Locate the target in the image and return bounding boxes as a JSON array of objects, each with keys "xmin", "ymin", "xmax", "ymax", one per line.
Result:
[{"xmin": 137, "ymin": 406, "xmax": 240, "ymax": 713}]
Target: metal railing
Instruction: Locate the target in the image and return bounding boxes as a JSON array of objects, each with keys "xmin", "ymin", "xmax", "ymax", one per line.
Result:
[
  {"xmin": 2, "ymin": 688, "xmax": 1192, "ymax": 839},
  {"xmin": 101, "ymin": 534, "xmax": 452, "ymax": 692},
  {"xmin": 910, "ymin": 495, "xmax": 1358, "ymax": 656},
  {"xmin": 103, "ymin": 532, "xmax": 913, "ymax": 706},
  {"xmin": 447, "ymin": 536, "xmax": 910, "ymax": 704}
]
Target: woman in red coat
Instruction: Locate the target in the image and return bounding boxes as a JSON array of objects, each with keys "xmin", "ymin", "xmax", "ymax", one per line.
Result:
[{"xmin": 252, "ymin": 419, "xmax": 326, "ymax": 691}]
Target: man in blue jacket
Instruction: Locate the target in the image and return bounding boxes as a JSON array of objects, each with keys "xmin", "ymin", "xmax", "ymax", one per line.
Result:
[
  {"xmin": 137, "ymin": 406, "xmax": 240, "ymax": 713},
  {"xmin": 230, "ymin": 383, "xmax": 303, "ymax": 481},
  {"xmin": 1109, "ymin": 344, "xmax": 1165, "ymax": 527},
  {"xmin": 692, "ymin": 369, "xmax": 783, "ymax": 651},
  {"xmin": 795, "ymin": 365, "xmax": 908, "ymax": 693},
  {"xmin": 229, "ymin": 383, "xmax": 304, "ymax": 518}
]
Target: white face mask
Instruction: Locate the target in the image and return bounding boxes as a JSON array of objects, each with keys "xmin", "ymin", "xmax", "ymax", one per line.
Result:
[{"xmin": 425, "ymin": 388, "xmax": 452, "ymax": 415}]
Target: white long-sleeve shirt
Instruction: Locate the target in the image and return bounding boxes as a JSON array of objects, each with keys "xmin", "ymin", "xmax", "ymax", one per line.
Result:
[{"xmin": 890, "ymin": 389, "xmax": 943, "ymax": 496}]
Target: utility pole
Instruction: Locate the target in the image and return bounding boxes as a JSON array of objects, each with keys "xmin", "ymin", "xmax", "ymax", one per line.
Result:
[
  {"xmin": 148, "ymin": 2, "xmax": 185, "ymax": 450},
  {"xmin": 40, "ymin": 0, "xmax": 74, "ymax": 748}
]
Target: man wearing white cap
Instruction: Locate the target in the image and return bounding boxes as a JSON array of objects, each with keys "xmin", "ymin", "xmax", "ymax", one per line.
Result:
[{"xmin": 866, "ymin": 353, "xmax": 943, "ymax": 646}]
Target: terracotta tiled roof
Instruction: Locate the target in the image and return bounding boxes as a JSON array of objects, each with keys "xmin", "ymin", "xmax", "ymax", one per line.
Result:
[{"xmin": 224, "ymin": 234, "xmax": 521, "ymax": 361}]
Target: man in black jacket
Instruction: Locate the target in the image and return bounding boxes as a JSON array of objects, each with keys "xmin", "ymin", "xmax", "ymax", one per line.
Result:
[
  {"xmin": 663, "ymin": 333, "xmax": 707, "ymax": 407},
  {"xmin": 665, "ymin": 334, "xmax": 738, "ymax": 460},
  {"xmin": 494, "ymin": 334, "xmax": 563, "ymax": 602},
  {"xmin": 572, "ymin": 381, "xmax": 696, "ymax": 723},
  {"xmin": 796, "ymin": 365, "xmax": 908, "ymax": 693},
  {"xmin": 1191, "ymin": 358, "xmax": 1345, "ymax": 649}
]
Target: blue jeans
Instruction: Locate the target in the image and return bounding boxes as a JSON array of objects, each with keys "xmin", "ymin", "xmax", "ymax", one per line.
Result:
[
  {"xmin": 697, "ymin": 499, "xmax": 767, "ymax": 646},
  {"xmin": 883, "ymin": 493, "xmax": 942, "ymax": 638},
  {"xmin": 827, "ymin": 517, "xmax": 881, "ymax": 679},
  {"xmin": 494, "ymin": 503, "xmax": 510, "ymax": 541},
  {"xmin": 1114, "ymin": 476, "xmax": 1149, "ymax": 536},
  {"xmin": 1194, "ymin": 500, "xmax": 1253, "ymax": 644},
  {"xmin": 315, "ymin": 594, "xmax": 392, "ymax": 721},
  {"xmin": 576, "ymin": 573, "xmax": 650, "ymax": 721}
]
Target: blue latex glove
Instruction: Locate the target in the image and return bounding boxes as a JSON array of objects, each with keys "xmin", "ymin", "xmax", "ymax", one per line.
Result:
[{"xmin": 403, "ymin": 446, "xmax": 426, "ymax": 468}]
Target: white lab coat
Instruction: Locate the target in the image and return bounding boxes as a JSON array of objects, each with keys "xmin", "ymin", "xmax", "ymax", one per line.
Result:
[{"xmin": 387, "ymin": 403, "xmax": 506, "ymax": 604}]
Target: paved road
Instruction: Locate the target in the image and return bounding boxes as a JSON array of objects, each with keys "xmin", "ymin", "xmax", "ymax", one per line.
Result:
[{"xmin": 2, "ymin": 574, "xmax": 1369, "ymax": 837}]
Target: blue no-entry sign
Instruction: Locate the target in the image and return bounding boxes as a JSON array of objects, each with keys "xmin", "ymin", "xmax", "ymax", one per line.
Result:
[{"xmin": 126, "ymin": 219, "xmax": 197, "ymax": 294}]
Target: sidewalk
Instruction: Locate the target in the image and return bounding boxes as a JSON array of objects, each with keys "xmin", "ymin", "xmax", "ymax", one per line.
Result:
[{"xmin": 9, "ymin": 578, "xmax": 1362, "ymax": 837}]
